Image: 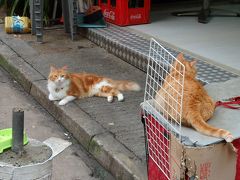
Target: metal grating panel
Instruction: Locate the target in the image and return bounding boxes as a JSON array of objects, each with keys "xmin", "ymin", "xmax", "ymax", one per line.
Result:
[
  {"xmin": 143, "ymin": 39, "xmax": 184, "ymax": 179},
  {"xmin": 33, "ymin": 0, "xmax": 43, "ymax": 42}
]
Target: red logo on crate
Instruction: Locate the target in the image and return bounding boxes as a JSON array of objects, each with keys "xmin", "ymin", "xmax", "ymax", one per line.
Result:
[
  {"xmin": 103, "ymin": 9, "xmax": 115, "ymax": 21},
  {"xmin": 130, "ymin": 14, "xmax": 142, "ymax": 20}
]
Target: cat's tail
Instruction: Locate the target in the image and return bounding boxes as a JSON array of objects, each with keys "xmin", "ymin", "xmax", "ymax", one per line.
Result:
[
  {"xmin": 111, "ymin": 80, "xmax": 141, "ymax": 91},
  {"xmin": 191, "ymin": 115, "xmax": 233, "ymax": 142}
]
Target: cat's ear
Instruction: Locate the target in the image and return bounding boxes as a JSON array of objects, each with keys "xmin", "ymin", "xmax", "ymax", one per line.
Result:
[
  {"xmin": 190, "ymin": 60, "xmax": 197, "ymax": 67},
  {"xmin": 50, "ymin": 66, "xmax": 56, "ymax": 72},
  {"xmin": 177, "ymin": 53, "xmax": 184, "ymax": 61},
  {"xmin": 61, "ymin": 65, "xmax": 68, "ymax": 71}
]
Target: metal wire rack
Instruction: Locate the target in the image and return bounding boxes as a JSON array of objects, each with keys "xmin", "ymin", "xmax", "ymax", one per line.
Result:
[{"xmin": 143, "ymin": 38, "xmax": 185, "ymax": 179}]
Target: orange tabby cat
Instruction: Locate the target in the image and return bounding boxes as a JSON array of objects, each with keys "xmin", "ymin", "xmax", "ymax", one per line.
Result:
[
  {"xmin": 155, "ymin": 53, "xmax": 233, "ymax": 142},
  {"xmin": 47, "ymin": 66, "xmax": 141, "ymax": 106}
]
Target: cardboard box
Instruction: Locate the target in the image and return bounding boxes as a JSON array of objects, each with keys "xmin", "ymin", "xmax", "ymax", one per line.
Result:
[
  {"xmin": 143, "ymin": 114, "xmax": 239, "ymax": 180},
  {"xmin": 170, "ymin": 134, "xmax": 237, "ymax": 180}
]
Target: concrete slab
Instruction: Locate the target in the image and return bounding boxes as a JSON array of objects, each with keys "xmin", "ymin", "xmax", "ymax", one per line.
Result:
[
  {"xmin": 89, "ymin": 132, "xmax": 147, "ymax": 180},
  {"xmin": 0, "ymin": 41, "xmax": 45, "ymax": 93},
  {"xmin": 0, "ymin": 30, "xmax": 39, "ymax": 62}
]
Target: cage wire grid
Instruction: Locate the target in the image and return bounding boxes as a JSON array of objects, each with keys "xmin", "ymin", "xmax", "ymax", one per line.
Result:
[{"xmin": 143, "ymin": 38, "xmax": 185, "ymax": 179}]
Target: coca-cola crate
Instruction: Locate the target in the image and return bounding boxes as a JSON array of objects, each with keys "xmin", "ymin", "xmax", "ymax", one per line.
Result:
[{"xmin": 98, "ymin": 0, "xmax": 150, "ymax": 26}]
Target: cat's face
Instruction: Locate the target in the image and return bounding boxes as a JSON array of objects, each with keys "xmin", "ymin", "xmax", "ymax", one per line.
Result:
[
  {"xmin": 48, "ymin": 66, "xmax": 69, "ymax": 85},
  {"xmin": 175, "ymin": 53, "xmax": 197, "ymax": 77}
]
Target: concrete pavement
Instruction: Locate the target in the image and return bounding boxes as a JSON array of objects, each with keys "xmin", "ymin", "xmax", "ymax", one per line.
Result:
[
  {"xmin": 0, "ymin": 26, "xmax": 147, "ymax": 180},
  {"xmin": 0, "ymin": 66, "xmax": 114, "ymax": 180}
]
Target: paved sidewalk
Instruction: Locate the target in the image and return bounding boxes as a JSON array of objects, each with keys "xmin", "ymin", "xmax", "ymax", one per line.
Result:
[
  {"xmin": 0, "ymin": 27, "xmax": 147, "ymax": 180},
  {"xmin": 0, "ymin": 66, "xmax": 113, "ymax": 180}
]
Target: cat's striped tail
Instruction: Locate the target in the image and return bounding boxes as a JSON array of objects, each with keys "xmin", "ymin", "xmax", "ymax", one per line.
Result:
[
  {"xmin": 191, "ymin": 116, "xmax": 233, "ymax": 142},
  {"xmin": 112, "ymin": 80, "xmax": 141, "ymax": 92}
]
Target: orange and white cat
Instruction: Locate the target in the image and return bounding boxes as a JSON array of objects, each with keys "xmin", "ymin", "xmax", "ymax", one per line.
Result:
[
  {"xmin": 155, "ymin": 53, "xmax": 233, "ymax": 142},
  {"xmin": 47, "ymin": 66, "xmax": 141, "ymax": 106}
]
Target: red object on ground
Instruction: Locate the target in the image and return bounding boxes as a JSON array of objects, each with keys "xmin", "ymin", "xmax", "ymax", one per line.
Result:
[
  {"xmin": 60, "ymin": 16, "xmax": 64, "ymax": 24},
  {"xmin": 98, "ymin": 0, "xmax": 150, "ymax": 26},
  {"xmin": 215, "ymin": 96, "xmax": 240, "ymax": 109},
  {"xmin": 233, "ymin": 139, "xmax": 240, "ymax": 180}
]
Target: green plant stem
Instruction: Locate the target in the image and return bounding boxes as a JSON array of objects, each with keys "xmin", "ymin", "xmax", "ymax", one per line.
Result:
[
  {"xmin": 10, "ymin": 0, "xmax": 19, "ymax": 16},
  {"xmin": 23, "ymin": 0, "xmax": 29, "ymax": 16}
]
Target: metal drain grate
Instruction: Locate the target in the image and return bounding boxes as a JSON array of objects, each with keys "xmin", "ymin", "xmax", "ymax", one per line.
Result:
[{"xmin": 85, "ymin": 24, "xmax": 239, "ymax": 84}]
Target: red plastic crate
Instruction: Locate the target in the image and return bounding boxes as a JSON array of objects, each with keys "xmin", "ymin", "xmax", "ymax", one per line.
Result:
[
  {"xmin": 145, "ymin": 114, "xmax": 170, "ymax": 179},
  {"xmin": 148, "ymin": 157, "xmax": 168, "ymax": 180},
  {"xmin": 98, "ymin": 0, "xmax": 150, "ymax": 26}
]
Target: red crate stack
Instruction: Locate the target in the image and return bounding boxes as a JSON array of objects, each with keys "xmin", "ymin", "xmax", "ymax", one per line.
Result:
[{"xmin": 98, "ymin": 0, "xmax": 150, "ymax": 26}]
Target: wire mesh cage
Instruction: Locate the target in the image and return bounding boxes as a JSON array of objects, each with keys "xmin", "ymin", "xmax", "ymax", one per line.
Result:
[{"xmin": 142, "ymin": 38, "xmax": 185, "ymax": 179}]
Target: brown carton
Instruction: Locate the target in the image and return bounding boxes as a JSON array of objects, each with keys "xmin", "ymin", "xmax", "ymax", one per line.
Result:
[{"xmin": 170, "ymin": 134, "xmax": 237, "ymax": 180}]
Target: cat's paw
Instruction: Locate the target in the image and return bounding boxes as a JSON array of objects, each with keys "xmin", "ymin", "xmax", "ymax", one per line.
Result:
[
  {"xmin": 59, "ymin": 99, "xmax": 68, "ymax": 106},
  {"xmin": 107, "ymin": 96, "xmax": 113, "ymax": 103},
  {"xmin": 117, "ymin": 93, "xmax": 124, "ymax": 102},
  {"xmin": 49, "ymin": 94, "xmax": 58, "ymax": 101},
  {"xmin": 225, "ymin": 133, "xmax": 234, "ymax": 143}
]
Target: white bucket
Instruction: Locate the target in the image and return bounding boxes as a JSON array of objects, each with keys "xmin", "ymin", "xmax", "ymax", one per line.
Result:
[{"xmin": 0, "ymin": 138, "xmax": 71, "ymax": 180}]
